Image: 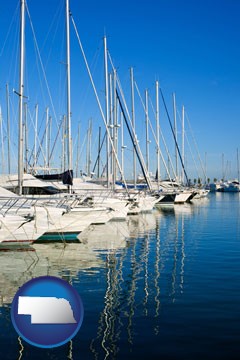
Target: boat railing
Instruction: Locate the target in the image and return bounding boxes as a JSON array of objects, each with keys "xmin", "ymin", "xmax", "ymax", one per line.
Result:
[
  {"xmin": 0, "ymin": 196, "xmax": 34, "ymax": 216},
  {"xmin": 0, "ymin": 195, "xmax": 73, "ymax": 215}
]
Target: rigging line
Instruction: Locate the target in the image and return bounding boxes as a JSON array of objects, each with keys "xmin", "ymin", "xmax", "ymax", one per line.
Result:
[
  {"xmin": 4, "ymin": 8, "xmax": 19, "ymax": 86},
  {"xmin": 24, "ymin": 106, "xmax": 35, "ymax": 166},
  {"xmin": 26, "ymin": 107, "xmax": 48, "ymax": 169},
  {"xmin": 72, "ymin": 130, "xmax": 88, "ymax": 176},
  {"xmin": 30, "ymin": 109, "xmax": 48, "ymax": 165},
  {"xmin": 185, "ymin": 111, "xmax": 207, "ymax": 182},
  {"xmin": 35, "ymin": 122, "xmax": 47, "ymax": 166},
  {"xmin": 6, "ymin": 95, "xmax": 18, "ymax": 167},
  {"xmin": 116, "ymin": 90, "xmax": 152, "ymax": 190},
  {"xmin": 72, "ymin": 123, "xmax": 85, "ymax": 175},
  {"xmin": 135, "ymin": 82, "xmax": 176, "ymax": 181},
  {"xmin": 70, "ymin": 13, "xmax": 129, "ymax": 194},
  {"xmin": 92, "ymin": 131, "xmax": 107, "ymax": 174},
  {"xmin": 40, "ymin": 0, "xmax": 64, "ymax": 63},
  {"xmin": 80, "ymin": 40, "xmax": 103, "ymax": 111},
  {"xmin": 49, "ymin": 116, "xmax": 64, "ymax": 162},
  {"xmin": 25, "ymin": 2, "xmax": 60, "ymax": 132},
  {"xmin": 185, "ymin": 126, "xmax": 200, "ymax": 180},
  {"xmin": 31, "ymin": 110, "xmax": 46, "ymax": 164},
  {"xmin": 176, "ymin": 108, "xmax": 200, "ymax": 179},
  {"xmin": 48, "ymin": 13, "xmax": 66, "ymax": 128},
  {"xmin": 78, "ymin": 132, "xmax": 88, "ymax": 168},
  {"xmin": 0, "ymin": 3, "xmax": 19, "ymax": 57},
  {"xmin": 31, "ymin": 44, "xmax": 49, "ymax": 110},
  {"xmin": 160, "ymin": 88, "xmax": 189, "ymax": 185},
  {"xmin": 108, "ymin": 52, "xmax": 152, "ymax": 190},
  {"xmin": 148, "ymin": 94, "xmax": 177, "ymax": 179},
  {"xmin": 0, "ymin": 106, "xmax": 9, "ymax": 138}
]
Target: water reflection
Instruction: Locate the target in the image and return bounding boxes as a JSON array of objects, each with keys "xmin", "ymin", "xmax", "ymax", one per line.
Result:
[
  {"xmin": 88, "ymin": 209, "xmax": 190, "ymax": 359},
  {"xmin": 154, "ymin": 220, "xmax": 160, "ymax": 335},
  {"xmin": 17, "ymin": 337, "xmax": 24, "ymax": 360},
  {"xmin": 0, "ymin": 250, "xmax": 39, "ymax": 306},
  {"xmin": 0, "ymin": 221, "xmax": 131, "ymax": 307},
  {"xmin": 0, "ymin": 203, "xmax": 208, "ymax": 359}
]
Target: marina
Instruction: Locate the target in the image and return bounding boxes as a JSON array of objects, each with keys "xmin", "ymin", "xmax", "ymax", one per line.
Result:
[
  {"xmin": 0, "ymin": 0, "xmax": 240, "ymax": 358},
  {"xmin": 0, "ymin": 192, "xmax": 240, "ymax": 359}
]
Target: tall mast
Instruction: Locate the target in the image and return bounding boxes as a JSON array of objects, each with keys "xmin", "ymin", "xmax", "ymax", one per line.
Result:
[
  {"xmin": 181, "ymin": 105, "xmax": 185, "ymax": 184},
  {"xmin": 18, "ymin": 0, "xmax": 25, "ymax": 195},
  {"xmin": 222, "ymin": 153, "xmax": 224, "ymax": 181},
  {"xmin": 130, "ymin": 67, "xmax": 137, "ymax": 188},
  {"xmin": 48, "ymin": 116, "xmax": 52, "ymax": 171},
  {"xmin": 33, "ymin": 104, "xmax": 38, "ymax": 172},
  {"xmin": 103, "ymin": 35, "xmax": 110, "ymax": 187},
  {"xmin": 172, "ymin": 93, "xmax": 178, "ymax": 179},
  {"xmin": 97, "ymin": 126, "xmax": 101, "ymax": 178},
  {"xmin": 24, "ymin": 102, "xmax": 28, "ymax": 173},
  {"xmin": 62, "ymin": 115, "xmax": 66, "ymax": 172},
  {"xmin": 66, "ymin": 0, "xmax": 72, "ymax": 187},
  {"xmin": 145, "ymin": 89, "xmax": 149, "ymax": 172},
  {"xmin": 45, "ymin": 107, "xmax": 49, "ymax": 173},
  {"xmin": 86, "ymin": 118, "xmax": 92, "ymax": 176},
  {"xmin": 109, "ymin": 72, "xmax": 113, "ymax": 179},
  {"xmin": 76, "ymin": 123, "xmax": 80, "ymax": 177},
  {"xmin": 6, "ymin": 84, "xmax": 11, "ymax": 174},
  {"xmin": 112, "ymin": 69, "xmax": 117, "ymax": 189},
  {"xmin": 120, "ymin": 112, "xmax": 125, "ymax": 176},
  {"xmin": 155, "ymin": 81, "xmax": 160, "ymax": 186},
  {"xmin": 237, "ymin": 148, "xmax": 239, "ymax": 183}
]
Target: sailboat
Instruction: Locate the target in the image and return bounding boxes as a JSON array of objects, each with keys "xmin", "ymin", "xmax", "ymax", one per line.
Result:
[{"xmin": 0, "ymin": 0, "xmax": 83, "ymax": 246}]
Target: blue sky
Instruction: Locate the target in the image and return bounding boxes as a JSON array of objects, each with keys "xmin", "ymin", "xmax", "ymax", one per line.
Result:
[{"xmin": 0, "ymin": 0, "xmax": 240, "ymax": 181}]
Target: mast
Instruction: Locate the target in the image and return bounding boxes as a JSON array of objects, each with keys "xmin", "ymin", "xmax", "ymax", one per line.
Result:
[
  {"xmin": 117, "ymin": 93, "xmax": 153, "ymax": 190},
  {"xmin": 160, "ymin": 88, "xmax": 189, "ymax": 185},
  {"xmin": 34, "ymin": 104, "xmax": 38, "ymax": 172},
  {"xmin": 145, "ymin": 89, "xmax": 149, "ymax": 173},
  {"xmin": 48, "ymin": 116, "xmax": 52, "ymax": 171},
  {"xmin": 66, "ymin": 0, "xmax": 72, "ymax": 188},
  {"xmin": 18, "ymin": 0, "xmax": 25, "ymax": 195},
  {"xmin": 130, "ymin": 67, "xmax": 137, "ymax": 188},
  {"xmin": 109, "ymin": 72, "xmax": 113, "ymax": 179},
  {"xmin": 62, "ymin": 115, "xmax": 66, "ymax": 172},
  {"xmin": 89, "ymin": 120, "xmax": 92, "ymax": 177},
  {"xmin": 72, "ymin": 21, "xmax": 129, "ymax": 192},
  {"xmin": 103, "ymin": 35, "xmax": 110, "ymax": 187},
  {"xmin": 134, "ymin": 80, "xmax": 174, "ymax": 182},
  {"xmin": 86, "ymin": 119, "xmax": 92, "ymax": 177},
  {"xmin": 112, "ymin": 69, "xmax": 117, "ymax": 189},
  {"xmin": 156, "ymin": 81, "xmax": 160, "ymax": 186},
  {"xmin": 172, "ymin": 93, "xmax": 178, "ymax": 180},
  {"xmin": 76, "ymin": 123, "xmax": 80, "ymax": 177},
  {"xmin": 97, "ymin": 126, "xmax": 101, "ymax": 178},
  {"xmin": 24, "ymin": 102, "xmax": 28, "ymax": 173},
  {"xmin": 120, "ymin": 112, "xmax": 125, "ymax": 176},
  {"xmin": 6, "ymin": 84, "xmax": 11, "ymax": 174},
  {"xmin": 204, "ymin": 152, "xmax": 207, "ymax": 184},
  {"xmin": 45, "ymin": 107, "xmax": 49, "ymax": 173},
  {"xmin": 237, "ymin": 148, "xmax": 239, "ymax": 183},
  {"xmin": 222, "ymin": 153, "xmax": 224, "ymax": 181},
  {"xmin": 181, "ymin": 105, "xmax": 185, "ymax": 184}
]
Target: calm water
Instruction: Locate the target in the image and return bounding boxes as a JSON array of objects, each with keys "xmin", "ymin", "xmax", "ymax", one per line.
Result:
[{"xmin": 0, "ymin": 193, "xmax": 240, "ymax": 359}]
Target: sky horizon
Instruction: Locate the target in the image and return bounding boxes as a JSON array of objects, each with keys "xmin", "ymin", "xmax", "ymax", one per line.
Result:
[{"xmin": 0, "ymin": 0, "xmax": 240, "ymax": 182}]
